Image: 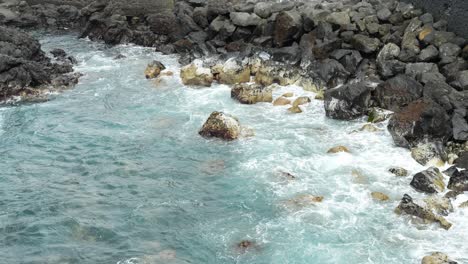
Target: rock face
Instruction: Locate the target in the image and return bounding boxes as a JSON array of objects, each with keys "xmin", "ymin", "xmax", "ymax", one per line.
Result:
[
  {"xmin": 0, "ymin": 26, "xmax": 76, "ymax": 101},
  {"xmin": 410, "ymin": 167, "xmax": 445, "ymax": 194},
  {"xmin": 231, "ymin": 83, "xmax": 272, "ymax": 104},
  {"xmin": 199, "ymin": 112, "xmax": 241, "ymax": 141},
  {"xmin": 324, "ymin": 82, "xmax": 372, "ymax": 120},
  {"xmin": 180, "ymin": 63, "xmax": 213, "ymax": 87},
  {"xmin": 388, "ymin": 100, "xmax": 452, "ymax": 148},
  {"xmin": 395, "ymin": 194, "xmax": 452, "ymax": 230}
]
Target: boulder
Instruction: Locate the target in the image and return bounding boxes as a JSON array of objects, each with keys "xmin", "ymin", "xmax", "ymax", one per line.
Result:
[
  {"xmin": 423, "ymin": 196, "xmax": 454, "ymax": 216},
  {"xmin": 254, "ymin": 63, "xmax": 300, "ymax": 86},
  {"xmin": 215, "ymin": 59, "xmax": 251, "ymax": 85},
  {"xmin": 405, "ymin": 63, "xmax": 439, "ymax": 82},
  {"xmin": 230, "ymin": 12, "xmax": 262, "ymax": 27},
  {"xmin": 274, "ymin": 10, "xmax": 302, "ymax": 47},
  {"xmin": 199, "ymin": 112, "xmax": 242, "ymax": 140},
  {"xmin": 455, "ymin": 151, "xmax": 468, "ymax": 169},
  {"xmin": 374, "ymin": 75, "xmax": 423, "ymax": 112},
  {"xmin": 324, "ymin": 82, "xmax": 372, "ymax": 120},
  {"xmin": 389, "ymin": 167, "xmax": 409, "ymax": 177},
  {"xmin": 376, "ymin": 43, "xmax": 404, "ymax": 78},
  {"xmin": 351, "ymin": 34, "xmax": 381, "ymax": 54},
  {"xmin": 273, "ymin": 97, "xmax": 291, "ymax": 106},
  {"xmin": 411, "ymin": 142, "xmax": 446, "ymax": 167},
  {"xmin": 308, "ymin": 59, "xmax": 350, "ymax": 88},
  {"xmin": 410, "ymin": 167, "xmax": 445, "ymax": 194},
  {"xmin": 180, "ymin": 63, "xmax": 214, "ymax": 87},
  {"xmin": 447, "ymin": 170, "xmax": 468, "ymax": 192},
  {"xmin": 144, "ymin": 60, "xmax": 166, "ymax": 79},
  {"xmin": 292, "ymin": 96, "xmax": 311, "ymax": 107},
  {"xmin": 231, "ymin": 83, "xmax": 272, "ymax": 104},
  {"xmin": 326, "ymin": 11, "xmax": 350, "ymax": 27},
  {"xmin": 400, "ymin": 18, "xmax": 422, "ymax": 61},
  {"xmin": 419, "ymin": 45, "xmax": 439, "ymax": 62},
  {"xmin": 367, "ymin": 107, "xmax": 392, "ymax": 123},
  {"xmin": 395, "ymin": 194, "xmax": 452, "ymax": 230},
  {"xmin": 421, "ymin": 252, "xmax": 457, "ymax": 264},
  {"xmin": 387, "ymin": 99, "xmax": 452, "ymax": 148}
]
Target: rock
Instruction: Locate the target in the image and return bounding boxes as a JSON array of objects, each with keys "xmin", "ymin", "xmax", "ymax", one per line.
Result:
[
  {"xmin": 292, "ymin": 96, "xmax": 311, "ymax": 107},
  {"xmin": 377, "ymin": 8, "xmax": 392, "ymax": 21},
  {"xmin": 460, "ymin": 201, "xmax": 468, "ymax": 208},
  {"xmin": 314, "ymin": 90, "xmax": 324, "ymax": 100},
  {"xmin": 400, "ymin": 18, "xmax": 422, "ymax": 62},
  {"xmin": 377, "ymin": 43, "xmax": 401, "ymax": 61},
  {"xmin": 209, "ymin": 16, "xmax": 236, "ymax": 40},
  {"xmin": 215, "ymin": 59, "xmax": 251, "ymax": 85},
  {"xmin": 274, "ymin": 10, "xmax": 302, "ymax": 47},
  {"xmin": 324, "ymin": 82, "xmax": 372, "ymax": 120},
  {"xmin": 375, "ymin": 74, "xmax": 423, "ymax": 111},
  {"xmin": 199, "ymin": 112, "xmax": 242, "ymax": 141},
  {"xmin": 351, "ymin": 169, "xmax": 369, "ymax": 184},
  {"xmin": 308, "ymin": 59, "xmax": 350, "ymax": 88},
  {"xmin": 421, "ymin": 252, "xmax": 457, "ymax": 264},
  {"xmin": 419, "ymin": 45, "xmax": 439, "ymax": 62},
  {"xmin": 254, "ymin": 63, "xmax": 300, "ymax": 87},
  {"xmin": 351, "ymin": 34, "xmax": 381, "ymax": 54},
  {"xmin": 388, "ymin": 99, "xmax": 452, "ymax": 148},
  {"xmin": 327, "ymin": 11, "xmax": 350, "ymax": 27},
  {"xmin": 288, "ymin": 106, "xmax": 303, "ymax": 113},
  {"xmin": 367, "ymin": 107, "xmax": 392, "ymax": 123},
  {"xmin": 389, "ymin": 167, "xmax": 409, "ymax": 177},
  {"xmin": 423, "ymin": 196, "xmax": 454, "ymax": 216},
  {"xmin": 447, "ymin": 170, "xmax": 468, "ymax": 192},
  {"xmin": 282, "ymin": 92, "xmax": 294, "ymax": 97},
  {"xmin": 455, "ymin": 151, "xmax": 468, "ymax": 169},
  {"xmin": 230, "ymin": 12, "xmax": 262, "ymax": 27},
  {"xmin": 286, "ymin": 194, "xmax": 324, "ymax": 208},
  {"xmin": 144, "ymin": 60, "xmax": 166, "ymax": 79},
  {"xmin": 445, "ymin": 190, "xmax": 464, "ymax": 199},
  {"xmin": 453, "ymin": 70, "xmax": 468, "ymax": 90},
  {"xmin": 236, "ymin": 240, "xmax": 259, "ymax": 253},
  {"xmin": 180, "ymin": 63, "xmax": 213, "ymax": 87},
  {"xmin": 371, "ymin": 192, "xmax": 390, "ymax": 201},
  {"xmin": 231, "ymin": 83, "xmax": 272, "ymax": 104},
  {"xmin": 395, "ymin": 194, "xmax": 452, "ymax": 230},
  {"xmin": 411, "ymin": 142, "xmax": 446, "ymax": 167},
  {"xmin": 360, "ymin": 124, "xmax": 380, "ymax": 132},
  {"xmin": 405, "ymin": 63, "xmax": 439, "ymax": 82},
  {"xmin": 273, "ymin": 97, "xmax": 291, "ymax": 106},
  {"xmin": 327, "ymin": 146, "xmax": 350, "ymax": 154},
  {"xmin": 439, "ymin": 43, "xmax": 461, "ymax": 64},
  {"xmin": 376, "ymin": 43, "xmax": 402, "ymax": 77},
  {"xmin": 410, "ymin": 167, "xmax": 445, "ymax": 194},
  {"xmin": 253, "ymin": 2, "xmax": 272, "ymax": 19}
]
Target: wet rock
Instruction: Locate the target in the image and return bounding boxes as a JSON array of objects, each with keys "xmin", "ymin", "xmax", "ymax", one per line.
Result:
[
  {"xmin": 231, "ymin": 83, "xmax": 272, "ymax": 104},
  {"xmin": 411, "ymin": 142, "xmax": 446, "ymax": 167},
  {"xmin": 279, "ymin": 171, "xmax": 296, "ymax": 180},
  {"xmin": 327, "ymin": 146, "xmax": 350, "ymax": 154},
  {"xmin": 447, "ymin": 170, "xmax": 468, "ymax": 192},
  {"xmin": 455, "ymin": 151, "xmax": 468, "ymax": 170},
  {"xmin": 254, "ymin": 63, "xmax": 300, "ymax": 87},
  {"xmin": 282, "ymin": 92, "xmax": 294, "ymax": 98},
  {"xmin": 292, "ymin": 96, "xmax": 311, "ymax": 107},
  {"xmin": 236, "ymin": 240, "xmax": 259, "ymax": 253},
  {"xmin": 274, "ymin": 10, "xmax": 302, "ymax": 47},
  {"xmin": 460, "ymin": 201, "xmax": 468, "ymax": 208},
  {"xmin": 230, "ymin": 12, "xmax": 262, "ymax": 27},
  {"xmin": 395, "ymin": 194, "xmax": 452, "ymax": 230},
  {"xmin": 444, "ymin": 190, "xmax": 463, "ymax": 199},
  {"xmin": 389, "ymin": 167, "xmax": 409, "ymax": 177},
  {"xmin": 308, "ymin": 59, "xmax": 350, "ymax": 88},
  {"xmin": 359, "ymin": 124, "xmax": 380, "ymax": 132},
  {"xmin": 145, "ymin": 60, "xmax": 166, "ymax": 79},
  {"xmin": 367, "ymin": 107, "xmax": 392, "ymax": 123},
  {"xmin": 374, "ymin": 74, "xmax": 423, "ymax": 112},
  {"xmin": 324, "ymin": 82, "xmax": 372, "ymax": 120},
  {"xmin": 423, "ymin": 196, "xmax": 454, "ymax": 216},
  {"xmin": 215, "ymin": 59, "xmax": 251, "ymax": 85},
  {"xmin": 410, "ymin": 167, "xmax": 445, "ymax": 194},
  {"xmin": 421, "ymin": 252, "xmax": 457, "ymax": 264},
  {"xmin": 199, "ymin": 112, "xmax": 242, "ymax": 141},
  {"xmin": 351, "ymin": 169, "xmax": 369, "ymax": 184},
  {"xmin": 371, "ymin": 192, "xmax": 389, "ymax": 201},
  {"xmin": 273, "ymin": 97, "xmax": 291, "ymax": 106},
  {"xmin": 180, "ymin": 63, "xmax": 214, "ymax": 87},
  {"xmin": 351, "ymin": 34, "xmax": 381, "ymax": 54},
  {"xmin": 286, "ymin": 194, "xmax": 324, "ymax": 208},
  {"xmin": 388, "ymin": 99, "xmax": 452, "ymax": 148}
]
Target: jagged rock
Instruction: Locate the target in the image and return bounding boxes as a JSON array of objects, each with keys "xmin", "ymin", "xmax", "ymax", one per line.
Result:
[
  {"xmin": 180, "ymin": 63, "xmax": 214, "ymax": 87},
  {"xmin": 214, "ymin": 59, "xmax": 251, "ymax": 85},
  {"xmin": 308, "ymin": 59, "xmax": 350, "ymax": 88},
  {"xmin": 423, "ymin": 196, "xmax": 454, "ymax": 216},
  {"xmin": 254, "ymin": 63, "xmax": 300, "ymax": 86},
  {"xmin": 273, "ymin": 97, "xmax": 291, "ymax": 106},
  {"xmin": 144, "ymin": 60, "xmax": 166, "ymax": 79},
  {"xmin": 400, "ymin": 18, "xmax": 422, "ymax": 61},
  {"xmin": 326, "ymin": 11, "xmax": 350, "ymax": 27},
  {"xmin": 324, "ymin": 82, "xmax": 372, "ymax": 120},
  {"xmin": 274, "ymin": 10, "xmax": 302, "ymax": 47},
  {"xmin": 389, "ymin": 167, "xmax": 409, "ymax": 177},
  {"xmin": 453, "ymin": 70, "xmax": 468, "ymax": 91},
  {"xmin": 367, "ymin": 107, "xmax": 392, "ymax": 123},
  {"xmin": 376, "ymin": 43, "xmax": 403, "ymax": 77},
  {"xmin": 327, "ymin": 146, "xmax": 350, "ymax": 154},
  {"xmin": 358, "ymin": 124, "xmax": 379, "ymax": 132},
  {"xmin": 421, "ymin": 252, "xmax": 457, "ymax": 264},
  {"xmin": 230, "ymin": 12, "xmax": 262, "ymax": 27},
  {"xmin": 351, "ymin": 34, "xmax": 381, "ymax": 54},
  {"xmin": 447, "ymin": 169, "xmax": 468, "ymax": 192},
  {"xmin": 405, "ymin": 63, "xmax": 439, "ymax": 81},
  {"xmin": 292, "ymin": 96, "xmax": 311, "ymax": 107},
  {"xmin": 410, "ymin": 167, "xmax": 445, "ymax": 194},
  {"xmin": 199, "ymin": 112, "xmax": 242, "ymax": 141},
  {"xmin": 411, "ymin": 142, "xmax": 446, "ymax": 167},
  {"xmin": 419, "ymin": 45, "xmax": 439, "ymax": 62},
  {"xmin": 231, "ymin": 83, "xmax": 272, "ymax": 104},
  {"xmin": 388, "ymin": 99, "xmax": 452, "ymax": 148},
  {"xmin": 439, "ymin": 43, "xmax": 461, "ymax": 64},
  {"xmin": 395, "ymin": 194, "xmax": 452, "ymax": 230},
  {"xmin": 374, "ymin": 75, "xmax": 423, "ymax": 112},
  {"xmin": 371, "ymin": 192, "xmax": 389, "ymax": 201},
  {"xmin": 377, "ymin": 8, "xmax": 392, "ymax": 21}
]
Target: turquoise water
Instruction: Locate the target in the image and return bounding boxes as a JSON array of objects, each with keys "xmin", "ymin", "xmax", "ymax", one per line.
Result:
[{"xmin": 0, "ymin": 34, "xmax": 467, "ymax": 264}]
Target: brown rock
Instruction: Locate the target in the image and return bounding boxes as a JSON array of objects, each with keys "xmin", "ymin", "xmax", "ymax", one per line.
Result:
[
  {"xmin": 327, "ymin": 146, "xmax": 350, "ymax": 153},
  {"xmin": 371, "ymin": 192, "xmax": 390, "ymax": 201},
  {"xmin": 273, "ymin": 97, "xmax": 291, "ymax": 106}
]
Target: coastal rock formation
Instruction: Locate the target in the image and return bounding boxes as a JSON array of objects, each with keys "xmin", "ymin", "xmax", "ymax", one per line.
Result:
[
  {"xmin": 447, "ymin": 169, "xmax": 468, "ymax": 192},
  {"xmin": 411, "ymin": 142, "xmax": 446, "ymax": 167},
  {"xmin": 421, "ymin": 252, "xmax": 457, "ymax": 264},
  {"xmin": 410, "ymin": 167, "xmax": 445, "ymax": 194},
  {"xmin": 231, "ymin": 83, "xmax": 272, "ymax": 104},
  {"xmin": 324, "ymin": 82, "xmax": 372, "ymax": 120},
  {"xmin": 199, "ymin": 111, "xmax": 241, "ymax": 141},
  {"xmin": 214, "ymin": 59, "xmax": 251, "ymax": 85},
  {"xmin": 144, "ymin": 60, "xmax": 165, "ymax": 79},
  {"xmin": 180, "ymin": 63, "xmax": 214, "ymax": 87}
]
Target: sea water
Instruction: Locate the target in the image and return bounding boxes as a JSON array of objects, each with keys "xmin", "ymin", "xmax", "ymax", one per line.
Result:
[{"xmin": 0, "ymin": 33, "xmax": 466, "ymax": 264}]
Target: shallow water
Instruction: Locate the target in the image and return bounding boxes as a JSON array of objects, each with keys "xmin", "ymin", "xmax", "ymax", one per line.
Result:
[{"xmin": 0, "ymin": 33, "xmax": 467, "ymax": 264}]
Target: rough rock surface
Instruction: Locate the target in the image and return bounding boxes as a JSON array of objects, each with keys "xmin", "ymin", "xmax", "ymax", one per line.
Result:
[
  {"xmin": 199, "ymin": 111, "xmax": 242, "ymax": 140},
  {"xmin": 410, "ymin": 167, "xmax": 445, "ymax": 194},
  {"xmin": 231, "ymin": 83, "xmax": 272, "ymax": 104},
  {"xmin": 324, "ymin": 82, "xmax": 372, "ymax": 120}
]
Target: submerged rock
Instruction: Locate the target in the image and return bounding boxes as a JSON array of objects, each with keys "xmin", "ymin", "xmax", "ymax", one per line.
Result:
[
  {"xmin": 359, "ymin": 124, "xmax": 380, "ymax": 132},
  {"xmin": 395, "ymin": 194, "xmax": 452, "ymax": 230},
  {"xmin": 199, "ymin": 112, "xmax": 241, "ymax": 141},
  {"xmin": 421, "ymin": 252, "xmax": 458, "ymax": 264},
  {"xmin": 145, "ymin": 60, "xmax": 166, "ymax": 79},
  {"xmin": 389, "ymin": 167, "xmax": 409, "ymax": 177},
  {"xmin": 285, "ymin": 194, "xmax": 324, "ymax": 209},
  {"xmin": 327, "ymin": 146, "xmax": 350, "ymax": 154},
  {"xmin": 371, "ymin": 192, "xmax": 390, "ymax": 201},
  {"xmin": 410, "ymin": 167, "xmax": 445, "ymax": 194},
  {"xmin": 180, "ymin": 63, "xmax": 214, "ymax": 87},
  {"xmin": 231, "ymin": 83, "xmax": 273, "ymax": 104}
]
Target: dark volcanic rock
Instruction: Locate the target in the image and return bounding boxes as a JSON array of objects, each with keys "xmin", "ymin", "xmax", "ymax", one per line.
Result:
[
  {"xmin": 455, "ymin": 152, "xmax": 468, "ymax": 170},
  {"xmin": 373, "ymin": 75, "xmax": 423, "ymax": 112},
  {"xmin": 447, "ymin": 169, "xmax": 468, "ymax": 192},
  {"xmin": 410, "ymin": 167, "xmax": 445, "ymax": 194},
  {"xmin": 324, "ymin": 82, "xmax": 372, "ymax": 120},
  {"xmin": 351, "ymin": 34, "xmax": 381, "ymax": 54},
  {"xmin": 274, "ymin": 10, "xmax": 302, "ymax": 47},
  {"xmin": 388, "ymin": 99, "xmax": 452, "ymax": 148}
]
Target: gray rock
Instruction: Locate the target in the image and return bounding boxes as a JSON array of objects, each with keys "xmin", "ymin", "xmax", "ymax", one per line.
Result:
[
  {"xmin": 324, "ymin": 82, "xmax": 372, "ymax": 120},
  {"xmin": 274, "ymin": 10, "xmax": 302, "ymax": 47},
  {"xmin": 405, "ymin": 62, "xmax": 439, "ymax": 81},
  {"xmin": 447, "ymin": 169, "xmax": 468, "ymax": 192},
  {"xmin": 410, "ymin": 167, "xmax": 445, "ymax": 194},
  {"xmin": 326, "ymin": 11, "xmax": 350, "ymax": 27},
  {"xmin": 418, "ymin": 45, "xmax": 439, "ymax": 62},
  {"xmin": 230, "ymin": 12, "xmax": 262, "ymax": 27},
  {"xmin": 453, "ymin": 70, "xmax": 468, "ymax": 90},
  {"xmin": 419, "ymin": 13, "xmax": 434, "ymax": 24},
  {"xmin": 374, "ymin": 75, "xmax": 423, "ymax": 112},
  {"xmin": 377, "ymin": 8, "xmax": 391, "ymax": 21},
  {"xmin": 351, "ymin": 34, "xmax": 381, "ymax": 54}
]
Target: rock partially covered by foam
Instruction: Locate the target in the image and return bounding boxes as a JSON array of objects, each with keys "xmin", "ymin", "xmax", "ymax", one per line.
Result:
[
  {"xmin": 231, "ymin": 83, "xmax": 273, "ymax": 104},
  {"xmin": 199, "ymin": 111, "xmax": 241, "ymax": 140},
  {"xmin": 421, "ymin": 252, "xmax": 457, "ymax": 264},
  {"xmin": 145, "ymin": 60, "xmax": 166, "ymax": 79},
  {"xmin": 180, "ymin": 62, "xmax": 214, "ymax": 87}
]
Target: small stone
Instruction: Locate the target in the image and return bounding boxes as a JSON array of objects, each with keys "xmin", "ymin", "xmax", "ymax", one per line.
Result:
[
  {"xmin": 287, "ymin": 106, "xmax": 303, "ymax": 113},
  {"xmin": 314, "ymin": 90, "xmax": 324, "ymax": 100},
  {"xmin": 327, "ymin": 146, "xmax": 350, "ymax": 154},
  {"xmin": 371, "ymin": 192, "xmax": 389, "ymax": 201},
  {"xmin": 273, "ymin": 97, "xmax": 291, "ymax": 106},
  {"xmin": 199, "ymin": 112, "xmax": 242, "ymax": 141},
  {"xmin": 180, "ymin": 63, "xmax": 214, "ymax": 87},
  {"xmin": 389, "ymin": 167, "xmax": 409, "ymax": 177}
]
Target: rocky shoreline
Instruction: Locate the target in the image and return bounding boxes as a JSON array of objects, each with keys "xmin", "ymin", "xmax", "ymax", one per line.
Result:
[{"xmin": 1, "ymin": 0, "xmax": 468, "ymax": 262}]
